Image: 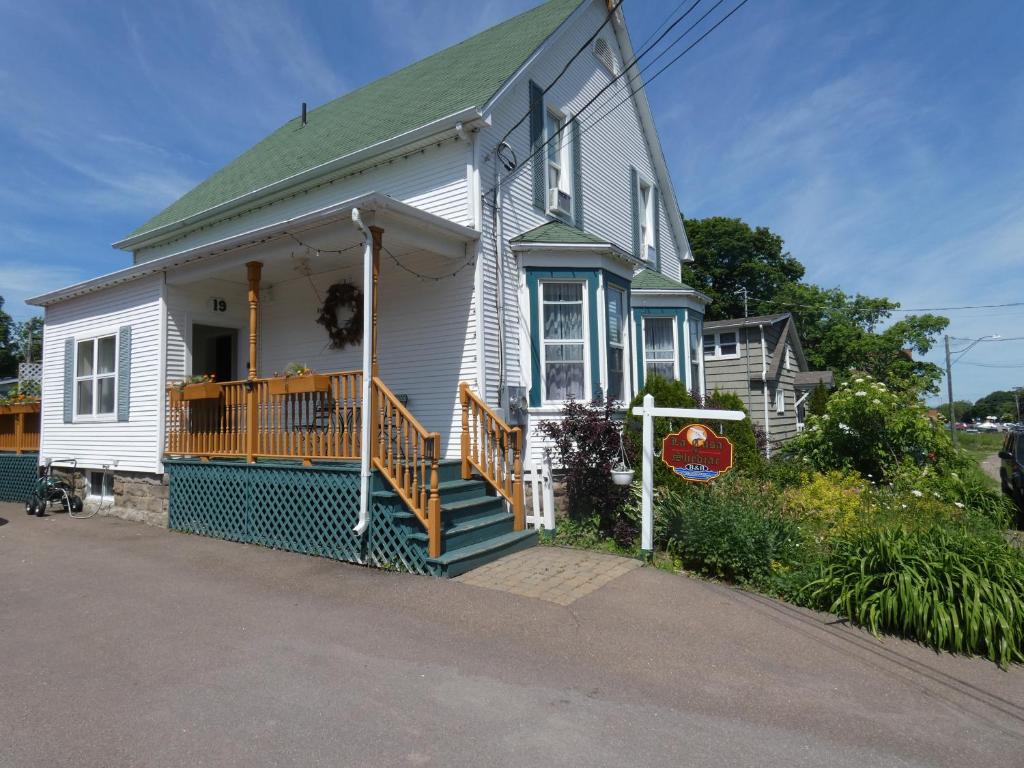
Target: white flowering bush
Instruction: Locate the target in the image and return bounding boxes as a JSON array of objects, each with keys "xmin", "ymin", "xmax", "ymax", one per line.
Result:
[{"xmin": 790, "ymin": 372, "xmax": 951, "ymax": 481}]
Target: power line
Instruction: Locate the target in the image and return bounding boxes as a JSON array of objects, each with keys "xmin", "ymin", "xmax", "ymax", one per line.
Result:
[
  {"xmin": 960, "ymin": 362, "xmax": 1024, "ymax": 369},
  {"xmin": 497, "ymin": 0, "xmax": 627, "ymax": 147},
  {"xmin": 483, "ymin": 0, "xmax": 743, "ymax": 201}
]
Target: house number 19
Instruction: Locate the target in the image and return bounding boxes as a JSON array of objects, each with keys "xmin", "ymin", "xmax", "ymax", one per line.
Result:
[{"xmin": 211, "ymin": 298, "xmax": 227, "ymax": 312}]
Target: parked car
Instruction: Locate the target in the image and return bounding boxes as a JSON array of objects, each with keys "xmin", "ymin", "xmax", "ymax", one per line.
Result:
[{"xmin": 999, "ymin": 430, "xmax": 1024, "ymax": 526}]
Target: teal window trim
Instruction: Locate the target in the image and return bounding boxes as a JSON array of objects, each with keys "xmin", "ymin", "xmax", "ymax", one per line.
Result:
[
  {"xmin": 604, "ymin": 274, "xmax": 631, "ymax": 402},
  {"xmin": 526, "ymin": 268, "xmax": 605, "ymax": 408},
  {"xmin": 632, "ymin": 306, "xmax": 687, "ymax": 391}
]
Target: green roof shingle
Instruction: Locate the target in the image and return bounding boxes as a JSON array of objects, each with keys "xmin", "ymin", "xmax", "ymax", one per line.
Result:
[
  {"xmin": 129, "ymin": 0, "xmax": 582, "ymax": 240},
  {"xmin": 510, "ymin": 220, "xmax": 612, "ymax": 245},
  {"xmin": 631, "ymin": 268, "xmax": 694, "ymax": 291}
]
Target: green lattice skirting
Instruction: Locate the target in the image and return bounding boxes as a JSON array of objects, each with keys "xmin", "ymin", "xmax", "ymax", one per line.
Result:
[
  {"xmin": 165, "ymin": 459, "xmax": 434, "ymax": 575},
  {"xmin": 0, "ymin": 453, "xmax": 38, "ymax": 503}
]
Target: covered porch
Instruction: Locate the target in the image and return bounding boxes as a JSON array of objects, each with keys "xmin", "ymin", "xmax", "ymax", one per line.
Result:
[{"xmin": 160, "ymin": 195, "xmax": 527, "ymax": 564}]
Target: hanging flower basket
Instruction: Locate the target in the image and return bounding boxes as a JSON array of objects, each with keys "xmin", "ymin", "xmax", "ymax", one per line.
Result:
[
  {"xmin": 267, "ymin": 374, "xmax": 330, "ymax": 396},
  {"xmin": 610, "ymin": 463, "xmax": 635, "ymax": 486},
  {"xmin": 182, "ymin": 382, "xmax": 224, "ymax": 401}
]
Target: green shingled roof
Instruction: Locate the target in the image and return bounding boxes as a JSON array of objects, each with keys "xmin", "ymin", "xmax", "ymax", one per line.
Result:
[
  {"xmin": 510, "ymin": 220, "xmax": 612, "ymax": 245},
  {"xmin": 631, "ymin": 268, "xmax": 693, "ymax": 291},
  {"xmin": 128, "ymin": 0, "xmax": 583, "ymax": 240}
]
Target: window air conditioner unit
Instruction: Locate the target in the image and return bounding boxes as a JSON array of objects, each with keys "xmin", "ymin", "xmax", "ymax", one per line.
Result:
[{"xmin": 548, "ymin": 188, "xmax": 572, "ymax": 216}]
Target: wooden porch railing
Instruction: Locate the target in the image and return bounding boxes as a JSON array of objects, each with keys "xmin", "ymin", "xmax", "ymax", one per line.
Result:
[
  {"xmin": 371, "ymin": 377, "xmax": 442, "ymax": 558},
  {"xmin": 165, "ymin": 371, "xmax": 364, "ymax": 462},
  {"xmin": 0, "ymin": 404, "xmax": 41, "ymax": 454},
  {"xmin": 459, "ymin": 382, "xmax": 524, "ymax": 532}
]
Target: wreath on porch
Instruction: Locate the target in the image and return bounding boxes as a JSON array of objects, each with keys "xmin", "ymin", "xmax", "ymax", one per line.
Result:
[{"xmin": 316, "ymin": 281, "xmax": 363, "ymax": 349}]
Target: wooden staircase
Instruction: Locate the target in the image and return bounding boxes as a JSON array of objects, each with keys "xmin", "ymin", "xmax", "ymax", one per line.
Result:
[{"xmin": 373, "ymin": 460, "xmax": 536, "ymax": 577}]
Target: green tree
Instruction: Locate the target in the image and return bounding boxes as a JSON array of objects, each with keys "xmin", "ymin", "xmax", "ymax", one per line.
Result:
[
  {"xmin": 965, "ymin": 389, "xmax": 1023, "ymax": 423},
  {"xmin": 807, "ymin": 383, "xmax": 830, "ymax": 416},
  {"xmin": 13, "ymin": 316, "xmax": 43, "ymax": 364},
  {"xmin": 935, "ymin": 400, "xmax": 974, "ymax": 422},
  {"xmin": 682, "ymin": 217, "xmax": 805, "ymax": 320},
  {"xmin": 769, "ymin": 283, "xmax": 949, "ymax": 394}
]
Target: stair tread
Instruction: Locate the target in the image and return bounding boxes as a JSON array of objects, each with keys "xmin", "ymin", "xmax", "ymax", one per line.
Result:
[
  {"xmin": 428, "ymin": 530, "xmax": 536, "ymax": 565},
  {"xmin": 372, "ymin": 478, "xmax": 486, "ymax": 500},
  {"xmin": 393, "ymin": 512, "xmax": 511, "ymax": 544},
  {"xmin": 442, "ymin": 495, "xmax": 503, "ymax": 512}
]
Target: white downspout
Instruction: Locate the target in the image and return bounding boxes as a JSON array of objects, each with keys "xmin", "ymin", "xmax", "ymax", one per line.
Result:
[
  {"xmin": 352, "ymin": 208, "xmax": 373, "ymax": 536},
  {"xmin": 760, "ymin": 323, "xmax": 771, "ymax": 458}
]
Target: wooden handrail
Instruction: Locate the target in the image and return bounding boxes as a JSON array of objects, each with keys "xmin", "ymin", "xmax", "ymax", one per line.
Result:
[
  {"xmin": 459, "ymin": 382, "xmax": 524, "ymax": 532},
  {"xmin": 0, "ymin": 404, "xmax": 41, "ymax": 454},
  {"xmin": 371, "ymin": 377, "xmax": 442, "ymax": 557},
  {"xmin": 165, "ymin": 371, "xmax": 363, "ymax": 462}
]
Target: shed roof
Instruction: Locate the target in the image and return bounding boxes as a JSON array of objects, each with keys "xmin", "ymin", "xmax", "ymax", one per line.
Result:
[{"xmin": 127, "ymin": 0, "xmax": 583, "ymax": 241}]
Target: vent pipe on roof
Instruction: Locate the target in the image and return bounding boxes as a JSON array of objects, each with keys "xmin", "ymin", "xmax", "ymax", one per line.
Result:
[{"xmin": 301, "ymin": 102, "xmax": 307, "ymax": 126}]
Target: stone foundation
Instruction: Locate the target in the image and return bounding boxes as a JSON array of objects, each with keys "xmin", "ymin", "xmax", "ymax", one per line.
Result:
[{"xmin": 54, "ymin": 468, "xmax": 169, "ymax": 527}]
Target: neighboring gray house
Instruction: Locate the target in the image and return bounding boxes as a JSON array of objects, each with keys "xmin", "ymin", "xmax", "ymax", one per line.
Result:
[{"xmin": 702, "ymin": 313, "xmax": 833, "ymax": 454}]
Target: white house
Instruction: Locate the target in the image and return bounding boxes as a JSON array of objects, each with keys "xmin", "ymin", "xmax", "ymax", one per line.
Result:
[{"xmin": 20, "ymin": 0, "xmax": 708, "ymax": 576}]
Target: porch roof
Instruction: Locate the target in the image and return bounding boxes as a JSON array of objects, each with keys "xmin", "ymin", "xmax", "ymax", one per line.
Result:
[
  {"xmin": 27, "ymin": 193, "xmax": 479, "ymax": 307},
  {"xmin": 120, "ymin": 0, "xmax": 583, "ymax": 247}
]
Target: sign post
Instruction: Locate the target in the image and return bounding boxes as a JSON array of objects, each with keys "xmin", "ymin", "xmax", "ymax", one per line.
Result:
[{"xmin": 631, "ymin": 394, "xmax": 746, "ymax": 555}]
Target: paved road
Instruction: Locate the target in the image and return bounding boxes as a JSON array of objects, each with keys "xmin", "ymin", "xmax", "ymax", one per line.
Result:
[{"xmin": 1, "ymin": 504, "xmax": 1022, "ymax": 767}]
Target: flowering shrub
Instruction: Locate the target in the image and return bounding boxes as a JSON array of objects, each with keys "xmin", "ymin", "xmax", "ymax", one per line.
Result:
[
  {"xmin": 790, "ymin": 373, "xmax": 950, "ymax": 481},
  {"xmin": 783, "ymin": 470, "xmax": 867, "ymax": 527},
  {"xmin": 0, "ymin": 385, "xmax": 41, "ymax": 406}
]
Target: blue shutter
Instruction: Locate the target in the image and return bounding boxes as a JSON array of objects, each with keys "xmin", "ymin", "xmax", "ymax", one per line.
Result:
[
  {"xmin": 63, "ymin": 338, "xmax": 74, "ymax": 424},
  {"xmin": 529, "ymin": 80, "xmax": 545, "ymax": 212},
  {"xmin": 117, "ymin": 325, "xmax": 132, "ymax": 422},
  {"xmin": 571, "ymin": 117, "xmax": 583, "ymax": 229},
  {"xmin": 629, "ymin": 167, "xmax": 640, "ymax": 258},
  {"xmin": 651, "ymin": 185, "xmax": 661, "ymax": 272}
]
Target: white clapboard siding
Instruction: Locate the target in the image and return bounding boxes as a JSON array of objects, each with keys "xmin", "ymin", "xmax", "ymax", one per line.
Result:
[
  {"xmin": 476, "ymin": 0, "xmax": 685, "ymax": 404},
  {"xmin": 258, "ymin": 249, "xmax": 478, "ymax": 458},
  {"xmin": 39, "ymin": 274, "xmax": 163, "ymax": 474},
  {"xmin": 135, "ymin": 140, "xmax": 472, "ymax": 264}
]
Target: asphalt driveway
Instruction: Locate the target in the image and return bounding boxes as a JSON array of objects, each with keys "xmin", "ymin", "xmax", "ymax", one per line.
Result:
[{"xmin": 1, "ymin": 504, "xmax": 1022, "ymax": 767}]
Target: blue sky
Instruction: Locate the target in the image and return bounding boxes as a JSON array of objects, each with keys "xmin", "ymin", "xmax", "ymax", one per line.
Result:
[{"xmin": 1, "ymin": 0, "xmax": 1021, "ymax": 402}]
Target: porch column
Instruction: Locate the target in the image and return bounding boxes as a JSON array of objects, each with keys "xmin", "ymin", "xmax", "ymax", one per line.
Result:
[
  {"xmin": 245, "ymin": 261, "xmax": 262, "ymax": 464},
  {"xmin": 246, "ymin": 261, "xmax": 262, "ymax": 379},
  {"xmin": 370, "ymin": 226, "xmax": 382, "ymax": 380}
]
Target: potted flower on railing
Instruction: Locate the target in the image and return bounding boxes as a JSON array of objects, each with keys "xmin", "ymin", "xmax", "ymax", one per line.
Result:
[
  {"xmin": 0, "ymin": 387, "xmax": 41, "ymax": 414},
  {"xmin": 267, "ymin": 363, "xmax": 330, "ymax": 396},
  {"xmin": 169, "ymin": 374, "xmax": 223, "ymax": 405}
]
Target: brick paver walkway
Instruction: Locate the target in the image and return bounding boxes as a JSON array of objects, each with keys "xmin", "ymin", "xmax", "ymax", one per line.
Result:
[{"xmin": 456, "ymin": 546, "xmax": 641, "ymax": 605}]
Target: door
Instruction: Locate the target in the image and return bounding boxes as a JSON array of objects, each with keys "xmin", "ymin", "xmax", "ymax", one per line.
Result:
[{"xmin": 192, "ymin": 324, "xmax": 238, "ymax": 382}]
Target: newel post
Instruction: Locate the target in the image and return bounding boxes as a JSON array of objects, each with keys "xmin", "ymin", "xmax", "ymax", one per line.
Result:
[
  {"xmin": 245, "ymin": 261, "xmax": 262, "ymax": 463},
  {"xmin": 428, "ymin": 433, "xmax": 442, "ymax": 558},
  {"xmin": 512, "ymin": 427, "xmax": 525, "ymax": 531},
  {"xmin": 459, "ymin": 383, "xmax": 471, "ymax": 480}
]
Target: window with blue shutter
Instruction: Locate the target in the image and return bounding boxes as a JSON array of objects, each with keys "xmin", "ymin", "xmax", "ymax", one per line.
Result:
[
  {"xmin": 630, "ymin": 167, "xmax": 640, "ymax": 258},
  {"xmin": 117, "ymin": 325, "xmax": 131, "ymax": 422},
  {"xmin": 571, "ymin": 118, "xmax": 583, "ymax": 229},
  {"xmin": 63, "ymin": 338, "xmax": 74, "ymax": 424}
]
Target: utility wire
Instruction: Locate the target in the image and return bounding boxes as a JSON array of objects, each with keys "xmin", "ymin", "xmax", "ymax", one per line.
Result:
[
  {"xmin": 483, "ymin": 0, "xmax": 739, "ymax": 201},
  {"xmin": 497, "ymin": 0, "xmax": 627, "ymax": 147}
]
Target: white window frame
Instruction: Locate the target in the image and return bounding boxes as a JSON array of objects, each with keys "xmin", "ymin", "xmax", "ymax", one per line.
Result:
[
  {"xmin": 636, "ymin": 174, "xmax": 655, "ymax": 261},
  {"xmin": 785, "ymin": 342, "xmax": 793, "ymax": 370},
  {"xmin": 545, "ymin": 106, "xmax": 572, "ymax": 212},
  {"xmin": 642, "ymin": 316, "xmax": 678, "ymax": 382},
  {"xmin": 73, "ymin": 331, "xmax": 119, "ymax": 422},
  {"xmin": 606, "ymin": 285, "xmax": 627, "ymax": 402},
  {"xmin": 775, "ymin": 387, "xmax": 786, "ymax": 414},
  {"xmin": 703, "ymin": 330, "xmax": 740, "ymax": 360},
  {"xmin": 539, "ymin": 279, "xmax": 590, "ymax": 404}
]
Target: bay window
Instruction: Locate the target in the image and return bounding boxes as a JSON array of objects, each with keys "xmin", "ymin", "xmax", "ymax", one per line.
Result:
[
  {"xmin": 76, "ymin": 334, "xmax": 117, "ymax": 417},
  {"xmin": 643, "ymin": 317, "xmax": 676, "ymax": 381},
  {"xmin": 606, "ymin": 286, "xmax": 625, "ymax": 400},
  {"xmin": 541, "ymin": 282, "xmax": 586, "ymax": 401}
]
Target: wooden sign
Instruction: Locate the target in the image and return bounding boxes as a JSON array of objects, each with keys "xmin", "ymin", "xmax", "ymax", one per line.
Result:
[{"xmin": 661, "ymin": 424, "xmax": 734, "ymax": 482}]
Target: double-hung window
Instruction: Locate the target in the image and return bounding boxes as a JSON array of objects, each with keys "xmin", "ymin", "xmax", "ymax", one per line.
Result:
[
  {"xmin": 703, "ymin": 331, "xmax": 738, "ymax": 359},
  {"xmin": 775, "ymin": 387, "xmax": 786, "ymax": 414},
  {"xmin": 606, "ymin": 286, "xmax": 626, "ymax": 401},
  {"xmin": 542, "ymin": 282, "xmax": 586, "ymax": 401},
  {"xmin": 545, "ymin": 109, "xmax": 571, "ymax": 215},
  {"xmin": 76, "ymin": 335, "xmax": 117, "ymax": 417},
  {"xmin": 643, "ymin": 317, "xmax": 676, "ymax": 381},
  {"xmin": 689, "ymin": 318, "xmax": 702, "ymax": 391}
]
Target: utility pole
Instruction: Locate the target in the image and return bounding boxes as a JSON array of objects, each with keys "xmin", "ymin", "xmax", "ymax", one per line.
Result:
[
  {"xmin": 945, "ymin": 334, "xmax": 957, "ymax": 448},
  {"xmin": 736, "ymin": 286, "xmax": 749, "ymax": 318}
]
